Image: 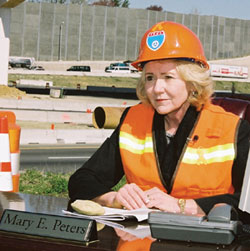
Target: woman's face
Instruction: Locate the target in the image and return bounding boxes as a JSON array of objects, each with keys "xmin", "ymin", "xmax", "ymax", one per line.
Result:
[{"xmin": 144, "ymin": 60, "xmax": 189, "ymax": 115}]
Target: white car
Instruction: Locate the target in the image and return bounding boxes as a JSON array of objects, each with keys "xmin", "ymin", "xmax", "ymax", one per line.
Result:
[{"xmin": 105, "ymin": 66, "xmax": 131, "ymax": 73}]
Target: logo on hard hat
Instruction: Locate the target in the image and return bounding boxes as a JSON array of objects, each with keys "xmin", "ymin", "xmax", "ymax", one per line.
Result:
[{"xmin": 146, "ymin": 30, "xmax": 165, "ymax": 51}]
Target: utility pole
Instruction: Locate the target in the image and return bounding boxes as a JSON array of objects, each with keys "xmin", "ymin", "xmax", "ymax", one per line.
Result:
[{"xmin": 58, "ymin": 21, "xmax": 64, "ymax": 61}]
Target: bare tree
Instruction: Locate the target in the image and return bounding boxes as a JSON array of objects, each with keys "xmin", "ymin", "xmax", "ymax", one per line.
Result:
[
  {"xmin": 92, "ymin": 0, "xmax": 109, "ymax": 5},
  {"xmin": 146, "ymin": 5, "xmax": 163, "ymax": 11},
  {"xmin": 190, "ymin": 7, "xmax": 200, "ymax": 15}
]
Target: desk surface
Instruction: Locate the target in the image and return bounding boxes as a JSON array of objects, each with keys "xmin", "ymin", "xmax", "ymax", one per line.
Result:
[{"xmin": 0, "ymin": 192, "xmax": 250, "ymax": 251}]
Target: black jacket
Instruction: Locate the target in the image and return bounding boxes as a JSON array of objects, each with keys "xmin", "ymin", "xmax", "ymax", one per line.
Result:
[{"xmin": 68, "ymin": 105, "xmax": 250, "ymax": 222}]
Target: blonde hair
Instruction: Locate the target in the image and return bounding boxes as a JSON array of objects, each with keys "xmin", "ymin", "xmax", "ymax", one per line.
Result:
[{"xmin": 136, "ymin": 60, "xmax": 214, "ymax": 110}]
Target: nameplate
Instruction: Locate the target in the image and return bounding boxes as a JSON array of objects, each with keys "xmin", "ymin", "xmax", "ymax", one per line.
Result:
[{"xmin": 0, "ymin": 209, "xmax": 97, "ymax": 243}]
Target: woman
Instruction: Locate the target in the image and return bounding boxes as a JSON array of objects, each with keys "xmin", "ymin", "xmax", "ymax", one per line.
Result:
[{"xmin": 68, "ymin": 21, "xmax": 250, "ymax": 217}]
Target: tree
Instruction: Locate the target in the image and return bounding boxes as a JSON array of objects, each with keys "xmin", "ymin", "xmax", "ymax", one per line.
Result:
[
  {"xmin": 92, "ymin": 0, "xmax": 129, "ymax": 7},
  {"xmin": 146, "ymin": 5, "xmax": 163, "ymax": 11},
  {"xmin": 112, "ymin": 0, "xmax": 121, "ymax": 6},
  {"xmin": 121, "ymin": 0, "xmax": 129, "ymax": 7}
]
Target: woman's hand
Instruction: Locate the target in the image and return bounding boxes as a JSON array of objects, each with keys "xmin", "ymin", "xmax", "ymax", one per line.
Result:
[
  {"xmin": 113, "ymin": 183, "xmax": 149, "ymax": 210},
  {"xmin": 94, "ymin": 185, "xmax": 202, "ymax": 214},
  {"xmin": 145, "ymin": 187, "xmax": 179, "ymax": 212},
  {"xmin": 145, "ymin": 187, "xmax": 200, "ymax": 214}
]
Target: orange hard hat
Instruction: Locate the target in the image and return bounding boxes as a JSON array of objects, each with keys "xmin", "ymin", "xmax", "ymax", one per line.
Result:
[{"xmin": 132, "ymin": 21, "xmax": 209, "ymax": 70}]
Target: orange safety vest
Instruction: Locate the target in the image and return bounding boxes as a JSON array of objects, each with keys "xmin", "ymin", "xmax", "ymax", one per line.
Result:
[
  {"xmin": 119, "ymin": 103, "xmax": 240, "ymax": 199},
  {"xmin": 116, "ymin": 237, "xmax": 153, "ymax": 251}
]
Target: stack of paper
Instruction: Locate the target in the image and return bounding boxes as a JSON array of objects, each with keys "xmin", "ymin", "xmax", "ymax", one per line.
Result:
[{"xmin": 62, "ymin": 207, "xmax": 154, "ymax": 222}]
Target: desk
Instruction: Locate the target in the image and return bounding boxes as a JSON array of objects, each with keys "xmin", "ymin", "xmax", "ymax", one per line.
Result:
[{"xmin": 0, "ymin": 192, "xmax": 250, "ymax": 251}]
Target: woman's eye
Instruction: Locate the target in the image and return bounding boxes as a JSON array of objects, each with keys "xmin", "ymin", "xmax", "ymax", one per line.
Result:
[
  {"xmin": 165, "ymin": 75, "xmax": 173, "ymax": 79},
  {"xmin": 145, "ymin": 75, "xmax": 154, "ymax": 82}
]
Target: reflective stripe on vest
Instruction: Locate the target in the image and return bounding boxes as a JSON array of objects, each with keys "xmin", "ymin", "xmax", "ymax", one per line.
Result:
[
  {"xmin": 120, "ymin": 131, "xmax": 154, "ymax": 154},
  {"xmin": 183, "ymin": 143, "xmax": 235, "ymax": 165},
  {"xmin": 119, "ymin": 103, "xmax": 239, "ymax": 199}
]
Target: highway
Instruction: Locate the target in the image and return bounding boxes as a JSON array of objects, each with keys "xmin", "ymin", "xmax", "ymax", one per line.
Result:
[{"xmin": 20, "ymin": 144, "xmax": 99, "ymax": 173}]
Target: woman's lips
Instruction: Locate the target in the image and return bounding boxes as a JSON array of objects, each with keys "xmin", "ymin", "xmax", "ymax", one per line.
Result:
[{"xmin": 156, "ymin": 98, "xmax": 168, "ymax": 102}]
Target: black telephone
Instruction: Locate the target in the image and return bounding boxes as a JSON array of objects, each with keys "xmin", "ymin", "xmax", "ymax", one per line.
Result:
[{"xmin": 148, "ymin": 203, "xmax": 242, "ymax": 245}]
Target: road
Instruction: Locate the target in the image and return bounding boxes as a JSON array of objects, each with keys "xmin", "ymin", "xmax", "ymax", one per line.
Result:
[
  {"xmin": 8, "ymin": 68, "xmax": 140, "ymax": 78},
  {"xmin": 20, "ymin": 144, "xmax": 99, "ymax": 173}
]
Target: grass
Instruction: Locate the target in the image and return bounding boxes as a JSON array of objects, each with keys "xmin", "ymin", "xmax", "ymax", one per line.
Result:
[
  {"xmin": 19, "ymin": 169, "xmax": 127, "ymax": 198},
  {"xmin": 8, "ymin": 74, "xmax": 139, "ymax": 89},
  {"xmin": 19, "ymin": 170, "xmax": 71, "ymax": 198},
  {"xmin": 215, "ymin": 80, "xmax": 250, "ymax": 93}
]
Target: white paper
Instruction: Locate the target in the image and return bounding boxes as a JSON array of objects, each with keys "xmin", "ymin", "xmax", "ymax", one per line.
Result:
[
  {"xmin": 62, "ymin": 208, "xmax": 152, "ymax": 239},
  {"xmin": 62, "ymin": 207, "xmax": 154, "ymax": 222}
]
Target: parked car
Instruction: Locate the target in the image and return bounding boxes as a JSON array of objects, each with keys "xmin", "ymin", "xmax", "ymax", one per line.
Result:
[
  {"xmin": 105, "ymin": 62, "xmax": 127, "ymax": 72},
  {"xmin": 110, "ymin": 62, "xmax": 128, "ymax": 67},
  {"xmin": 105, "ymin": 61, "xmax": 138, "ymax": 73},
  {"xmin": 30, "ymin": 66, "xmax": 45, "ymax": 71},
  {"xmin": 123, "ymin": 60, "xmax": 139, "ymax": 73},
  {"xmin": 67, "ymin": 65, "xmax": 91, "ymax": 72},
  {"xmin": 105, "ymin": 66, "xmax": 131, "ymax": 73}
]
